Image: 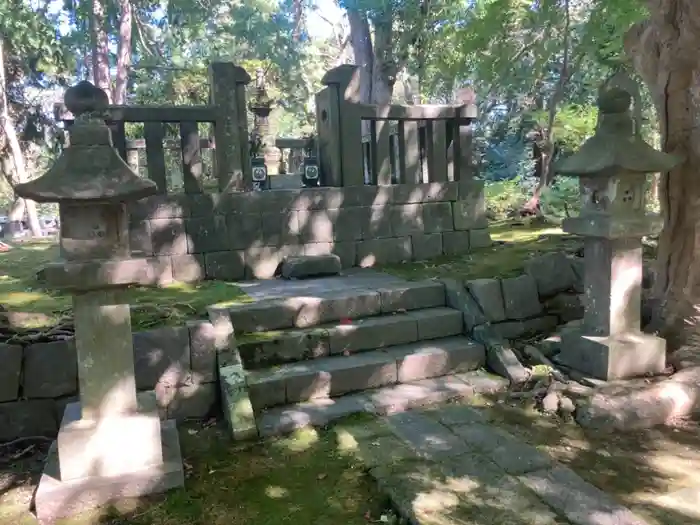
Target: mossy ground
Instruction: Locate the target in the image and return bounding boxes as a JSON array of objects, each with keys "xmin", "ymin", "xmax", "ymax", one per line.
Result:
[
  {"xmin": 0, "ymin": 421, "xmax": 389, "ymax": 525},
  {"xmin": 0, "ymin": 242, "xmax": 250, "ymax": 331},
  {"xmin": 381, "ymin": 218, "xmax": 578, "ymax": 281}
]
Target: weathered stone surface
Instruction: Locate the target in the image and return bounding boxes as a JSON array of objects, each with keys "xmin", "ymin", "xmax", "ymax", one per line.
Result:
[
  {"xmin": 452, "ymin": 199, "xmax": 488, "ymax": 230},
  {"xmin": 366, "ymin": 376, "xmax": 476, "ymax": 415},
  {"xmin": 188, "ymin": 320, "xmax": 231, "ymax": 382},
  {"xmin": 171, "ymin": 254, "xmax": 204, "ymax": 282},
  {"xmin": 411, "ymin": 233, "xmax": 443, "ymax": 261},
  {"xmin": 221, "ymin": 300, "xmax": 297, "ymax": 333},
  {"xmin": 389, "ymin": 336, "xmax": 485, "ymax": 383},
  {"xmin": 408, "ymin": 308, "xmax": 463, "ymax": 339},
  {"xmin": 467, "ymin": 279, "xmax": 506, "ymax": 322},
  {"xmin": 442, "ymin": 230, "xmax": 471, "ymax": 255},
  {"xmin": 453, "ymin": 369, "xmax": 510, "ymax": 394},
  {"xmin": 440, "ymin": 278, "xmax": 487, "ymax": 331},
  {"xmin": 390, "ymin": 204, "xmax": 424, "ymax": 236},
  {"xmin": 185, "ymin": 215, "xmax": 229, "ymax": 253},
  {"xmin": 239, "ymin": 328, "xmax": 332, "ymax": 368},
  {"xmin": 133, "ymin": 326, "xmax": 190, "ymax": 390},
  {"xmin": 501, "ymin": 275, "xmax": 543, "ymax": 320},
  {"xmin": 525, "ymin": 252, "xmax": 577, "ymax": 298},
  {"xmin": 519, "ymin": 466, "xmax": 652, "ymax": 525},
  {"xmin": 428, "ymin": 404, "xmax": 487, "ymax": 427},
  {"xmin": 226, "ymin": 213, "xmax": 262, "ymax": 250},
  {"xmin": 485, "ymin": 340, "xmax": 531, "ymax": 385},
  {"xmin": 158, "ymin": 381, "xmax": 217, "ymax": 420},
  {"xmin": 341, "ymin": 433, "xmax": 416, "ymax": 467},
  {"xmin": 385, "ymin": 410, "xmax": 470, "ymax": 459},
  {"xmin": 474, "ymin": 316, "xmax": 559, "ymax": 341},
  {"xmin": 571, "ymin": 257, "xmax": 584, "ymax": 293},
  {"xmin": 256, "ymin": 394, "xmax": 369, "ymax": 438},
  {"xmin": 356, "ymin": 237, "xmax": 412, "ymax": 266},
  {"xmin": 293, "ymin": 289, "xmax": 382, "ymax": 328},
  {"xmin": 330, "ymin": 313, "xmax": 418, "ymax": 355},
  {"xmin": 23, "ymin": 340, "xmax": 78, "ymax": 398},
  {"xmin": 246, "ymin": 369, "xmax": 287, "ymax": 411},
  {"xmin": 0, "ymin": 399, "xmax": 58, "ymax": 441},
  {"xmin": 220, "ymin": 363, "xmax": 257, "ymax": 440},
  {"xmin": 544, "ymin": 293, "xmax": 584, "ymax": 322},
  {"xmin": 469, "ymin": 229, "xmax": 492, "ymax": 249},
  {"xmin": 149, "ymin": 218, "xmax": 189, "ymax": 255},
  {"xmin": 422, "ymin": 202, "xmax": 454, "ymax": 233},
  {"xmin": 280, "ymin": 254, "xmax": 342, "ymax": 279},
  {"xmin": 204, "ymin": 250, "xmax": 245, "ymax": 280},
  {"xmin": 0, "ymin": 343, "xmax": 22, "ymax": 402},
  {"xmin": 379, "ymin": 280, "xmax": 445, "ymax": 313}
]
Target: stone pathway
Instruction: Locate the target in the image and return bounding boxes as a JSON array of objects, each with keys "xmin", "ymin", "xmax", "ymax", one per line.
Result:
[{"xmin": 337, "ymin": 405, "xmax": 653, "ymax": 525}]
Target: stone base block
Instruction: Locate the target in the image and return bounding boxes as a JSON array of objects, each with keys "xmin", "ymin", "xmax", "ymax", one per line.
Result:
[
  {"xmin": 559, "ymin": 329, "xmax": 666, "ymax": 380},
  {"xmin": 33, "ymin": 419, "xmax": 184, "ymax": 523}
]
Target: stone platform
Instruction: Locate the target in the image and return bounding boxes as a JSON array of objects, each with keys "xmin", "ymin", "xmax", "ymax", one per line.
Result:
[{"xmin": 33, "ymin": 419, "xmax": 184, "ymax": 522}]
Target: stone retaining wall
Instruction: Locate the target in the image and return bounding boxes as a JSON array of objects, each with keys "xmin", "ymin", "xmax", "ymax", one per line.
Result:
[
  {"xmin": 444, "ymin": 251, "xmax": 586, "ymax": 341},
  {"xmin": 0, "ymin": 321, "xmax": 223, "ymax": 442},
  {"xmin": 127, "ymin": 180, "xmax": 488, "ymax": 281}
]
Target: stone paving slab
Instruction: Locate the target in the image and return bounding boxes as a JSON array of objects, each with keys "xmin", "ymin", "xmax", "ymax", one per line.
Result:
[
  {"xmin": 519, "ymin": 466, "xmax": 652, "ymax": 525},
  {"xmin": 384, "ymin": 411, "xmax": 472, "ymax": 460}
]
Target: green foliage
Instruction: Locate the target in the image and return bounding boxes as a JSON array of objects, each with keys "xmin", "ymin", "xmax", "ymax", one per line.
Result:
[{"xmin": 528, "ymin": 104, "xmax": 598, "ymax": 153}]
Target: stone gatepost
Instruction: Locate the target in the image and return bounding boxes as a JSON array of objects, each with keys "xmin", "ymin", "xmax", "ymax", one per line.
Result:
[
  {"xmin": 555, "ymin": 85, "xmax": 682, "ymax": 381},
  {"xmin": 15, "ymin": 81, "xmax": 184, "ymax": 521}
]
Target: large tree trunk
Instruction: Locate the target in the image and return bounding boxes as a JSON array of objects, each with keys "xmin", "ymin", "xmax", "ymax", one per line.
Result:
[
  {"xmin": 625, "ymin": 5, "xmax": 700, "ymax": 350},
  {"xmin": 91, "ymin": 0, "xmax": 111, "ymax": 101},
  {"xmin": 114, "ymin": 0, "xmax": 132, "ymax": 105},
  {"xmin": 347, "ymin": 9, "xmax": 373, "ymax": 104},
  {"xmin": 370, "ymin": 11, "xmax": 395, "ymax": 105}
]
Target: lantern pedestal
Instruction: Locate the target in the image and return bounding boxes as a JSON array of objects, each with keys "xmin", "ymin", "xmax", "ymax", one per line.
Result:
[{"xmin": 559, "ymin": 218, "xmax": 666, "ymax": 380}]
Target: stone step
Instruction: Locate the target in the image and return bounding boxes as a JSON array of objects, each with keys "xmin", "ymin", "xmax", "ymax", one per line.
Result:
[
  {"xmin": 237, "ymin": 307, "xmax": 464, "ymax": 369},
  {"xmin": 208, "ymin": 279, "xmax": 446, "ymax": 334},
  {"xmin": 254, "ymin": 371, "xmax": 509, "ymax": 438},
  {"xmin": 245, "ymin": 336, "xmax": 486, "ymax": 412}
]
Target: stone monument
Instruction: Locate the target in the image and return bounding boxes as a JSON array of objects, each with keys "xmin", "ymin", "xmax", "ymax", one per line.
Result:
[
  {"xmin": 15, "ymin": 81, "xmax": 184, "ymax": 521},
  {"xmin": 554, "ymin": 83, "xmax": 682, "ymax": 380}
]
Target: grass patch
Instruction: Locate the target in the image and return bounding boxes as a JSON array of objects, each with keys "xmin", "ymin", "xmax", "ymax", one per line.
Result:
[
  {"xmin": 0, "ymin": 242, "xmax": 251, "ymax": 331},
  {"xmin": 1, "ymin": 422, "xmax": 388, "ymax": 525},
  {"xmin": 381, "ymin": 218, "xmax": 578, "ymax": 282}
]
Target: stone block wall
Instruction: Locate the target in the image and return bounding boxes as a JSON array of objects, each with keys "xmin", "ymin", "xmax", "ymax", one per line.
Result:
[
  {"xmin": 127, "ymin": 180, "xmax": 488, "ymax": 281},
  {"xmin": 444, "ymin": 251, "xmax": 586, "ymax": 342},
  {"xmin": 0, "ymin": 321, "xmax": 221, "ymax": 442}
]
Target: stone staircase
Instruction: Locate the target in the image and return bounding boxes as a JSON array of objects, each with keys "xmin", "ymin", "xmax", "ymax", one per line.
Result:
[{"xmin": 210, "ymin": 279, "xmax": 506, "ymax": 440}]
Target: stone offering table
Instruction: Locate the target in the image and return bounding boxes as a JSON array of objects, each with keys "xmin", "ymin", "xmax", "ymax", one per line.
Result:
[
  {"xmin": 15, "ymin": 81, "xmax": 184, "ymax": 521},
  {"xmin": 554, "ymin": 84, "xmax": 682, "ymax": 380}
]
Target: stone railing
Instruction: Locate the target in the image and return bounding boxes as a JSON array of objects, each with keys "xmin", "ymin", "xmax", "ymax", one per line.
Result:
[{"xmin": 128, "ymin": 180, "xmax": 489, "ymax": 281}]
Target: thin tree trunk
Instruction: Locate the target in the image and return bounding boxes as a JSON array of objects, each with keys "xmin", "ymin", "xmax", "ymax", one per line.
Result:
[
  {"xmin": 91, "ymin": 0, "xmax": 111, "ymax": 101},
  {"xmin": 347, "ymin": 8, "xmax": 373, "ymax": 104},
  {"xmin": 523, "ymin": 0, "xmax": 571, "ymax": 213},
  {"xmin": 0, "ymin": 35, "xmax": 41, "ymax": 238},
  {"xmin": 625, "ymin": 7, "xmax": 700, "ymax": 350},
  {"xmin": 114, "ymin": 0, "xmax": 132, "ymax": 104}
]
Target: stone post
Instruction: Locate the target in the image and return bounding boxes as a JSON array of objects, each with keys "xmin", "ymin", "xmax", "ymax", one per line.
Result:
[
  {"xmin": 15, "ymin": 81, "xmax": 184, "ymax": 522},
  {"xmin": 554, "ymin": 84, "xmax": 682, "ymax": 381},
  {"xmin": 249, "ymin": 67, "xmax": 274, "ymax": 190},
  {"xmin": 209, "ymin": 62, "xmax": 252, "ymax": 192}
]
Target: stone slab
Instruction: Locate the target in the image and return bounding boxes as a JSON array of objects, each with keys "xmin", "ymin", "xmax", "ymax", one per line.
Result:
[
  {"xmin": 133, "ymin": 326, "xmax": 191, "ymax": 390},
  {"xmin": 256, "ymin": 394, "xmax": 370, "ymax": 438},
  {"xmin": 525, "ymin": 252, "xmax": 577, "ymax": 298},
  {"xmin": 519, "ymin": 466, "xmax": 652, "ymax": 525},
  {"xmin": 289, "ymin": 289, "xmax": 382, "ymax": 328},
  {"xmin": 23, "ymin": 340, "xmax": 78, "ymax": 399},
  {"xmin": 440, "ymin": 278, "xmax": 487, "ymax": 331},
  {"xmin": 0, "ymin": 343, "xmax": 22, "ymax": 402},
  {"xmin": 33, "ymin": 419, "xmax": 184, "ymax": 523},
  {"xmin": 280, "ymin": 254, "xmax": 342, "ymax": 279},
  {"xmin": 219, "ymin": 363, "xmax": 257, "ymax": 440},
  {"xmin": 378, "ymin": 280, "xmax": 446, "ymax": 313},
  {"xmin": 188, "ymin": 320, "xmax": 232, "ymax": 383},
  {"xmin": 329, "ymin": 312, "xmax": 419, "ymax": 356},
  {"xmin": 452, "ymin": 369, "xmax": 510, "ymax": 393},
  {"xmin": 408, "ymin": 307, "xmax": 464, "ymax": 340},
  {"xmin": 388, "ymin": 337, "xmax": 485, "ymax": 383},
  {"xmin": 384, "ymin": 410, "xmax": 471, "ymax": 460},
  {"xmin": 485, "ymin": 340, "xmax": 531, "ymax": 385},
  {"xmin": 0, "ymin": 399, "xmax": 58, "ymax": 441},
  {"xmin": 467, "ymin": 279, "xmax": 506, "ymax": 322},
  {"xmin": 501, "ymin": 275, "xmax": 543, "ymax": 320},
  {"xmin": 560, "ymin": 330, "xmax": 666, "ymax": 381},
  {"xmin": 366, "ymin": 375, "xmax": 477, "ymax": 415}
]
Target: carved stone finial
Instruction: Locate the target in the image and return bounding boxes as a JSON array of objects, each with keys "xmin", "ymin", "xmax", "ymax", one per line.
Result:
[{"xmin": 64, "ymin": 81, "xmax": 109, "ymax": 117}]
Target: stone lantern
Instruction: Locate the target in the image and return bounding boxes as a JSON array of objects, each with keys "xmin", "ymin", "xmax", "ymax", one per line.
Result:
[
  {"xmin": 555, "ymin": 85, "xmax": 682, "ymax": 380},
  {"xmin": 15, "ymin": 81, "xmax": 184, "ymax": 521}
]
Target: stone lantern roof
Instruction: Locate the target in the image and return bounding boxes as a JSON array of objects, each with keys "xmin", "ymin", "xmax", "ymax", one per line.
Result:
[
  {"xmin": 554, "ymin": 88, "xmax": 681, "ymax": 177},
  {"xmin": 14, "ymin": 81, "xmax": 158, "ymax": 204}
]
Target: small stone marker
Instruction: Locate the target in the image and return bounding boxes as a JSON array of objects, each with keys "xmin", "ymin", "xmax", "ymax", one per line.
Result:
[
  {"xmin": 15, "ymin": 81, "xmax": 184, "ymax": 521},
  {"xmin": 280, "ymin": 254, "xmax": 342, "ymax": 279},
  {"xmin": 553, "ymin": 81, "xmax": 682, "ymax": 380}
]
